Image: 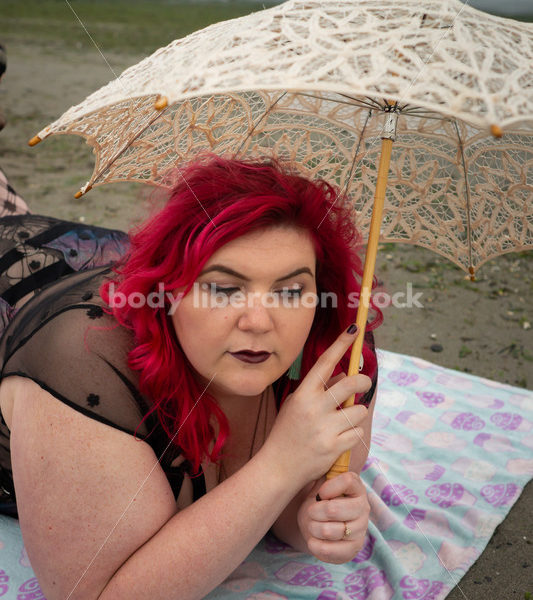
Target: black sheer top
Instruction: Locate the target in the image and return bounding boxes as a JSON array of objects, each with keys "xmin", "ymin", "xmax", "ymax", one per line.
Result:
[{"xmin": 0, "ymin": 264, "xmax": 203, "ymax": 516}]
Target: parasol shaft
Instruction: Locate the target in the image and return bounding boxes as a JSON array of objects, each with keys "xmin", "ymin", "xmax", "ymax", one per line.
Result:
[{"xmin": 326, "ymin": 135, "xmax": 394, "ymax": 479}]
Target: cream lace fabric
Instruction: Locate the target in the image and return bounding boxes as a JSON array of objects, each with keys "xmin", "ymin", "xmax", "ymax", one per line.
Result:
[{"xmin": 33, "ymin": 0, "xmax": 533, "ymax": 274}]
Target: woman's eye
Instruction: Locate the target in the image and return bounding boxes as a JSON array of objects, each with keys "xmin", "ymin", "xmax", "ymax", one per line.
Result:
[
  {"xmin": 277, "ymin": 287, "xmax": 303, "ymax": 298},
  {"xmin": 204, "ymin": 283, "xmax": 303, "ymax": 299},
  {"xmin": 210, "ymin": 284, "xmax": 240, "ymax": 296}
]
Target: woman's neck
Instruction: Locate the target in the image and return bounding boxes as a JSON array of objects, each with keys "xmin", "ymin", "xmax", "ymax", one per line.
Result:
[{"xmin": 215, "ymin": 388, "xmax": 266, "ymax": 423}]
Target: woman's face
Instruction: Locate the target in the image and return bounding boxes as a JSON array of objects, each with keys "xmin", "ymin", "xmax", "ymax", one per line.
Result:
[{"xmin": 171, "ymin": 226, "xmax": 317, "ymax": 404}]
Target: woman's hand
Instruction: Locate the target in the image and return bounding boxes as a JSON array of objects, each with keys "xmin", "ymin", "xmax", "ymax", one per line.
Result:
[
  {"xmin": 297, "ymin": 471, "xmax": 370, "ymax": 564},
  {"xmin": 261, "ymin": 324, "xmax": 372, "ymax": 487}
]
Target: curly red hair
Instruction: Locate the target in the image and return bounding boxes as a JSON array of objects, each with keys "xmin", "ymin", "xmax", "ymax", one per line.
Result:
[{"xmin": 100, "ymin": 155, "xmax": 382, "ymax": 474}]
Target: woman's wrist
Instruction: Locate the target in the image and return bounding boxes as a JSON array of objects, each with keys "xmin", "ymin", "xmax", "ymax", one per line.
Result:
[{"xmin": 257, "ymin": 437, "xmax": 310, "ymax": 492}]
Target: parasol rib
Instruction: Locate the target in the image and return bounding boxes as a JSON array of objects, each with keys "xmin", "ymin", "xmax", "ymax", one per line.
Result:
[
  {"xmin": 234, "ymin": 92, "xmax": 288, "ymax": 157},
  {"xmin": 453, "ymin": 119, "xmax": 475, "ymax": 280},
  {"xmin": 341, "ymin": 109, "xmax": 373, "ymax": 200}
]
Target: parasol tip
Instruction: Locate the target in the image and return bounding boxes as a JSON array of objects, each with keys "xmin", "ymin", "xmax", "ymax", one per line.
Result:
[
  {"xmin": 28, "ymin": 135, "xmax": 42, "ymax": 147},
  {"xmin": 468, "ymin": 266, "xmax": 476, "ymax": 282},
  {"xmin": 74, "ymin": 184, "xmax": 92, "ymax": 199},
  {"xmin": 490, "ymin": 124, "xmax": 503, "ymax": 138},
  {"xmin": 154, "ymin": 95, "xmax": 168, "ymax": 111}
]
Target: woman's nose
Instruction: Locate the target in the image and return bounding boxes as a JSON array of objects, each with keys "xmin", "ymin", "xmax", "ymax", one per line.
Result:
[{"xmin": 236, "ymin": 292, "xmax": 274, "ymax": 332}]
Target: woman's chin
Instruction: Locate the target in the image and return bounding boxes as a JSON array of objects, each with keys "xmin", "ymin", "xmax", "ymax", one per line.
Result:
[
  {"xmin": 214, "ymin": 373, "xmax": 275, "ymax": 399},
  {"xmin": 193, "ymin": 357, "xmax": 286, "ymax": 398}
]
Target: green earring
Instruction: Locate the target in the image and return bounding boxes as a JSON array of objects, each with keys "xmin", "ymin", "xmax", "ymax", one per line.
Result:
[{"xmin": 287, "ymin": 349, "xmax": 304, "ymax": 380}]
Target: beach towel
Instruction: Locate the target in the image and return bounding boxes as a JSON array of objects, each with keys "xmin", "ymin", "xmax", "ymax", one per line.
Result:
[{"xmin": 1, "ymin": 348, "xmax": 531, "ymax": 600}]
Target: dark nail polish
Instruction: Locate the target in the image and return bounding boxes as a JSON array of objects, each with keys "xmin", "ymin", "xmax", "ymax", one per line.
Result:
[
  {"xmin": 316, "ymin": 493, "xmax": 322, "ymax": 502},
  {"xmin": 347, "ymin": 323, "xmax": 358, "ymax": 335}
]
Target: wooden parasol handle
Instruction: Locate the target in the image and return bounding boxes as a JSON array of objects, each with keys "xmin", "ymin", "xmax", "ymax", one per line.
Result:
[{"xmin": 326, "ymin": 135, "xmax": 394, "ymax": 479}]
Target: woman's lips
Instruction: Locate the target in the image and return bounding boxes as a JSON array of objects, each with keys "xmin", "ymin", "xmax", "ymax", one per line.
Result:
[{"xmin": 229, "ymin": 351, "xmax": 271, "ymax": 364}]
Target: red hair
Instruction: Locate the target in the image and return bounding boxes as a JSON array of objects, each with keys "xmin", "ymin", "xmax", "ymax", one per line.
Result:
[{"xmin": 100, "ymin": 155, "xmax": 382, "ymax": 474}]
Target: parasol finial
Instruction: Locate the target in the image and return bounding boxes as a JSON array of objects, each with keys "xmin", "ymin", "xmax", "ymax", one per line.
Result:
[
  {"xmin": 154, "ymin": 95, "xmax": 168, "ymax": 111},
  {"xmin": 28, "ymin": 135, "xmax": 42, "ymax": 147},
  {"xmin": 490, "ymin": 124, "xmax": 504, "ymax": 138},
  {"xmin": 74, "ymin": 184, "xmax": 92, "ymax": 199}
]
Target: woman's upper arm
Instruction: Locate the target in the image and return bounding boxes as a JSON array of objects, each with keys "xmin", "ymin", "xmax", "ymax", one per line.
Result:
[{"xmin": 9, "ymin": 377, "xmax": 178, "ymax": 600}]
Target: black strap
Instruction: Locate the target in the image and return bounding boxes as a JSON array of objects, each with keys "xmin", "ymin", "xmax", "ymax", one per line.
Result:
[{"xmin": 190, "ymin": 467, "xmax": 207, "ymax": 501}]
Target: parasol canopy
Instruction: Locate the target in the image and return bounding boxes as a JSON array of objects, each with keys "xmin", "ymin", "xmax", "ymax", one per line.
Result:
[
  {"xmin": 29, "ymin": 0, "xmax": 533, "ymax": 476},
  {"xmin": 29, "ymin": 0, "xmax": 533, "ymax": 277}
]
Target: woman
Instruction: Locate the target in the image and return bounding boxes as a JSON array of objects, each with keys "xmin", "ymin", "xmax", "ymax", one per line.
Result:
[{"xmin": 0, "ymin": 155, "xmax": 380, "ymax": 600}]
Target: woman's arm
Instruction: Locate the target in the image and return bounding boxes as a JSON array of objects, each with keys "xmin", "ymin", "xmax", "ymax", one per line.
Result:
[
  {"xmin": 9, "ymin": 377, "xmax": 303, "ymax": 600},
  {"xmin": 100, "ymin": 443, "xmax": 299, "ymax": 600},
  {"xmin": 9, "ymin": 327, "xmax": 371, "ymax": 597}
]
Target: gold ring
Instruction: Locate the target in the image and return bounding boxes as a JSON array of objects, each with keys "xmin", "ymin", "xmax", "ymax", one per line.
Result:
[{"xmin": 343, "ymin": 524, "xmax": 352, "ymax": 538}]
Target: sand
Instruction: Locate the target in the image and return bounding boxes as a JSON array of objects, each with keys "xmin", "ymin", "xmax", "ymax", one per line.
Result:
[{"xmin": 0, "ymin": 16, "xmax": 532, "ymax": 600}]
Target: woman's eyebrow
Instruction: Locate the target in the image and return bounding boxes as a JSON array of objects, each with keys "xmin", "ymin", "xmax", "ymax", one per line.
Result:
[{"xmin": 199, "ymin": 264, "xmax": 314, "ymax": 282}]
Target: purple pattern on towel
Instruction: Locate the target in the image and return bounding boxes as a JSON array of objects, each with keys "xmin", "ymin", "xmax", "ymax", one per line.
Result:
[
  {"xmin": 450, "ymin": 412, "xmax": 485, "ymax": 431},
  {"xmin": 275, "ymin": 563, "xmax": 333, "ymax": 588},
  {"xmin": 399, "ymin": 575, "xmax": 445, "ymax": 599},
  {"xmin": 490, "ymin": 412, "xmax": 523, "ymax": 430},
  {"xmin": 480, "ymin": 483, "xmax": 520, "ymax": 507},
  {"xmin": 352, "ymin": 534, "xmax": 376, "ymax": 563},
  {"xmin": 381, "ymin": 485, "xmax": 418, "ymax": 506},
  {"xmin": 425, "ymin": 483, "xmax": 466, "ymax": 508},
  {"xmin": 388, "ymin": 371, "xmax": 419, "ymax": 386},
  {"xmin": 316, "ymin": 592, "xmax": 341, "ymax": 600},
  {"xmin": 416, "ymin": 391, "xmax": 445, "ymax": 408},
  {"xmin": 264, "ymin": 533, "xmax": 291, "ymax": 554},
  {"xmin": 16, "ymin": 578, "xmax": 45, "ymax": 599},
  {"xmin": 0, "ymin": 569, "xmax": 9, "ymax": 596},
  {"xmin": 404, "ymin": 508, "xmax": 427, "ymax": 530},
  {"xmin": 343, "ymin": 566, "xmax": 390, "ymax": 599}
]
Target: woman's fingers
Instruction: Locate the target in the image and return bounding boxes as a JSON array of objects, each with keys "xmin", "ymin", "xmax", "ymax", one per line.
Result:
[
  {"xmin": 298, "ymin": 475, "xmax": 370, "ymax": 563},
  {"xmin": 302, "ymin": 325, "xmax": 372, "ymax": 411},
  {"xmin": 310, "ymin": 496, "xmax": 362, "ymax": 524},
  {"xmin": 306, "ymin": 520, "xmax": 367, "ymax": 562},
  {"xmin": 324, "ymin": 372, "xmax": 345, "ymax": 389},
  {"xmin": 326, "ymin": 374, "xmax": 373, "ymax": 409},
  {"xmin": 301, "ymin": 324, "xmax": 360, "ymax": 392},
  {"xmin": 307, "ymin": 472, "xmax": 370, "ymax": 546},
  {"xmin": 307, "ymin": 520, "xmax": 349, "ymax": 542},
  {"xmin": 315, "ymin": 471, "xmax": 366, "ymax": 503},
  {"xmin": 264, "ymin": 325, "xmax": 372, "ymax": 484}
]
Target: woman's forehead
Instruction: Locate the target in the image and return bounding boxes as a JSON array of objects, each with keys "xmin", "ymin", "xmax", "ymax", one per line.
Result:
[
  {"xmin": 202, "ymin": 227, "xmax": 316, "ymax": 274},
  {"xmin": 216, "ymin": 226, "xmax": 313, "ymax": 253}
]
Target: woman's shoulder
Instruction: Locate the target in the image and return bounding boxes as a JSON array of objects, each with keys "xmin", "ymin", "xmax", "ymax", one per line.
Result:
[{"xmin": 0, "ymin": 267, "xmax": 156, "ymax": 438}]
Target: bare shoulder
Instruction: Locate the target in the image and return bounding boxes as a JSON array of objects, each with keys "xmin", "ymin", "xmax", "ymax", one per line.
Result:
[{"xmin": 6, "ymin": 376, "xmax": 177, "ymax": 600}]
